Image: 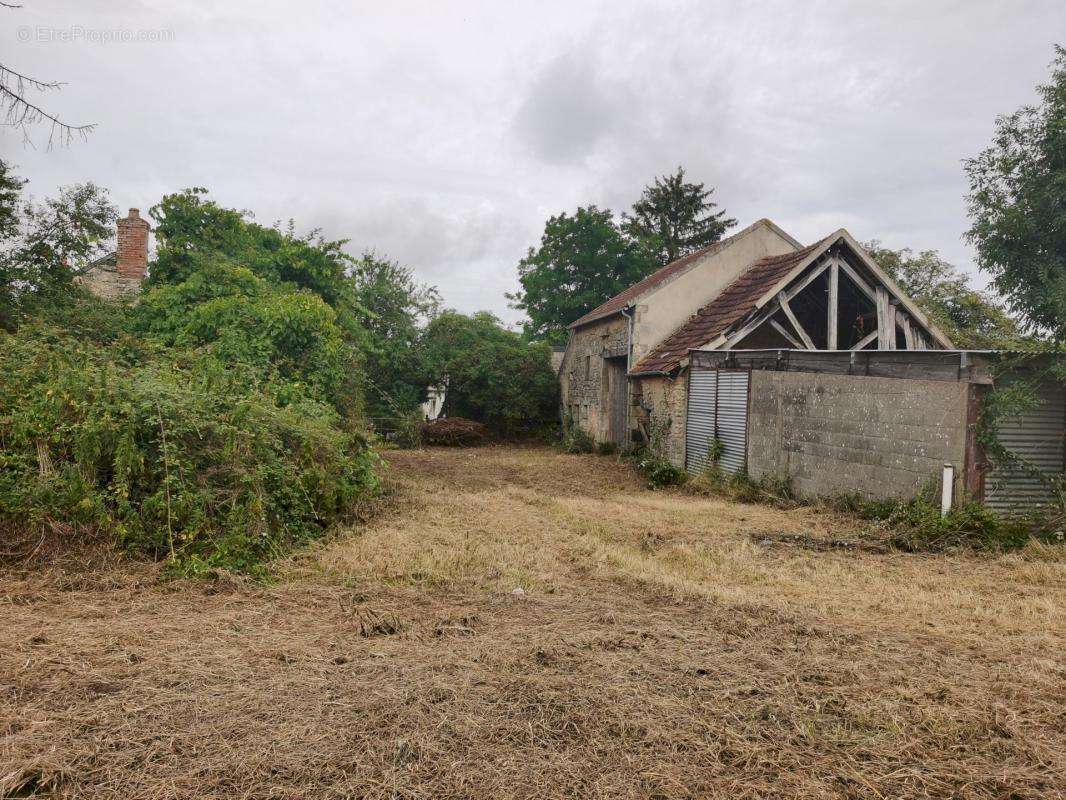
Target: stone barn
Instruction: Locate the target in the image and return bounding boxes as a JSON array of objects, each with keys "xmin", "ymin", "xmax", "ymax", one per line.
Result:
[{"xmin": 559, "ymin": 219, "xmax": 953, "ymax": 467}]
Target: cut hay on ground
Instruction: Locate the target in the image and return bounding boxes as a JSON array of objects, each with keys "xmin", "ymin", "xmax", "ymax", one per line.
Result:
[{"xmin": 1, "ymin": 445, "xmax": 1064, "ymax": 798}]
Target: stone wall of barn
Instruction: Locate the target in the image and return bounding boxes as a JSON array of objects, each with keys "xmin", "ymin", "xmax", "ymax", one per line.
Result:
[
  {"xmin": 631, "ymin": 374, "xmax": 688, "ymax": 468},
  {"xmin": 559, "ymin": 315, "xmax": 629, "ymax": 442},
  {"xmin": 746, "ymin": 370, "xmax": 969, "ymax": 500}
]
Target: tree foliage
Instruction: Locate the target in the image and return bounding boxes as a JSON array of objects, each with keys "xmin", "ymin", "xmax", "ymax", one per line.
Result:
[
  {"xmin": 422, "ymin": 311, "xmax": 558, "ymax": 435},
  {"xmin": 508, "ymin": 206, "xmax": 655, "ymax": 344},
  {"xmin": 348, "ymin": 252, "xmax": 440, "ymax": 418},
  {"xmin": 138, "ymin": 189, "xmax": 370, "ymax": 421},
  {"xmin": 1, "ymin": 184, "xmax": 384, "ymax": 574},
  {"xmin": 623, "ymin": 166, "xmax": 736, "ymax": 266},
  {"xmin": 509, "ymin": 168, "xmax": 735, "ymax": 341},
  {"xmin": 965, "ymin": 46, "xmax": 1066, "ymax": 342},
  {"xmin": 865, "ymin": 242, "xmax": 1029, "ymax": 349},
  {"xmin": 0, "ymin": 159, "xmax": 116, "ymax": 331}
]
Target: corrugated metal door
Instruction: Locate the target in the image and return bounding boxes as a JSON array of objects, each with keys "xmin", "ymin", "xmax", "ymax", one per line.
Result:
[
  {"xmin": 686, "ymin": 370, "xmax": 717, "ymax": 474},
  {"xmin": 716, "ymin": 372, "xmax": 749, "ymax": 475},
  {"xmin": 685, "ymin": 369, "xmax": 749, "ymax": 476},
  {"xmin": 986, "ymin": 380, "xmax": 1065, "ymax": 511}
]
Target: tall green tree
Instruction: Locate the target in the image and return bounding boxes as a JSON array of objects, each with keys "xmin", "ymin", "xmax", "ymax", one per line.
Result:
[
  {"xmin": 865, "ymin": 242, "xmax": 1028, "ymax": 349},
  {"xmin": 964, "ymin": 46, "xmax": 1066, "ymax": 342},
  {"xmin": 508, "ymin": 206, "xmax": 656, "ymax": 343},
  {"xmin": 0, "ymin": 159, "xmax": 116, "ymax": 331},
  {"xmin": 348, "ymin": 252, "xmax": 440, "ymax": 418},
  {"xmin": 422, "ymin": 311, "xmax": 558, "ymax": 434},
  {"xmin": 623, "ymin": 166, "xmax": 736, "ymax": 267}
]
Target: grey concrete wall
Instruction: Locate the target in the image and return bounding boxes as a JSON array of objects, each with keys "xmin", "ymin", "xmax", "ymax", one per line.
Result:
[{"xmin": 747, "ymin": 370, "xmax": 969, "ymax": 500}]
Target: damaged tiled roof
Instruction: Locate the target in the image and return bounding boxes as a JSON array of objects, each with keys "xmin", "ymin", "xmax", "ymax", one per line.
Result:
[
  {"xmin": 629, "ymin": 239, "xmax": 828, "ymax": 375},
  {"xmin": 568, "ymin": 223, "xmax": 776, "ymax": 330}
]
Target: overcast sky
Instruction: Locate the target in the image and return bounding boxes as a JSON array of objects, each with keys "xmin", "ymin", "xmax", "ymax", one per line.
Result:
[{"xmin": 6, "ymin": 1, "xmax": 1063, "ymax": 326}]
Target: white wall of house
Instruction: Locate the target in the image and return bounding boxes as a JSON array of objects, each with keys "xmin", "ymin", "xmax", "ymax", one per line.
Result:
[{"xmin": 629, "ymin": 221, "xmax": 799, "ymax": 363}]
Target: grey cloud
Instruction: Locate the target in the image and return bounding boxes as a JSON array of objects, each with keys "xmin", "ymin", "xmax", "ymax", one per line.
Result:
[
  {"xmin": 5, "ymin": 0, "xmax": 1065, "ymax": 317},
  {"xmin": 512, "ymin": 52, "xmax": 632, "ymax": 165}
]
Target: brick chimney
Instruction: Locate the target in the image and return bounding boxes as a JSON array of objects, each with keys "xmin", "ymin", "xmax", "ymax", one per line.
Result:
[{"xmin": 116, "ymin": 208, "xmax": 149, "ymax": 280}]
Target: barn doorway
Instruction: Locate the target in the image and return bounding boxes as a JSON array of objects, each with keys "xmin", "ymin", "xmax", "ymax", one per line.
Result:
[{"xmin": 604, "ymin": 356, "xmax": 628, "ymax": 445}]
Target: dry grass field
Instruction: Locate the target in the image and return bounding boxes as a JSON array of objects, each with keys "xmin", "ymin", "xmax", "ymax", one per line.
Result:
[{"xmin": 2, "ymin": 445, "xmax": 1064, "ymax": 799}]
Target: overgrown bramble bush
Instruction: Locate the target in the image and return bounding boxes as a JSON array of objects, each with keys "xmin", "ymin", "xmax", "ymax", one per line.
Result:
[
  {"xmin": 0, "ymin": 324, "xmax": 380, "ymax": 575},
  {"xmin": 420, "ymin": 417, "xmax": 488, "ymax": 447}
]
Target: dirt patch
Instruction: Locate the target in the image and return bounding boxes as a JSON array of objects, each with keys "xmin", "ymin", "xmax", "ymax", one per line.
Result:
[{"xmin": 1, "ymin": 445, "xmax": 1063, "ymax": 799}]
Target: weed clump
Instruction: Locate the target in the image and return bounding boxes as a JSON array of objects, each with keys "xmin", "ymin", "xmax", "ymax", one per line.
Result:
[
  {"xmin": 559, "ymin": 422, "xmax": 595, "ymax": 454},
  {"xmin": 628, "ymin": 448, "xmax": 688, "ymax": 489},
  {"xmin": 595, "ymin": 441, "xmax": 618, "ymax": 456},
  {"xmin": 686, "ymin": 468, "xmax": 798, "ymax": 508},
  {"xmin": 832, "ymin": 492, "xmax": 1032, "ymax": 552}
]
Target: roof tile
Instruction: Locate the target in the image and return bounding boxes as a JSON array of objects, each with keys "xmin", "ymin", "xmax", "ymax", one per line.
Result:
[{"xmin": 629, "ymin": 239, "xmax": 827, "ymax": 374}]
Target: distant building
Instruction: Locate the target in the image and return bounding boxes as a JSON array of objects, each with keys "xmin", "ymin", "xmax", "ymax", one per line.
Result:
[
  {"xmin": 421, "ymin": 385, "xmax": 446, "ymax": 421},
  {"xmin": 77, "ymin": 208, "xmax": 149, "ymax": 300},
  {"xmin": 550, "ymin": 344, "xmax": 566, "ymax": 375}
]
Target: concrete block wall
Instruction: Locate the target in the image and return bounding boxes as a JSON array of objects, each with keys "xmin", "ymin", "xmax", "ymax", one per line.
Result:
[{"xmin": 747, "ymin": 370, "xmax": 969, "ymax": 500}]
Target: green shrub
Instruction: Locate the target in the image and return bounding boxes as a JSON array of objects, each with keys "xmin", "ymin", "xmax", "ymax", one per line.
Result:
[
  {"xmin": 421, "ymin": 311, "xmax": 559, "ymax": 436},
  {"xmin": 0, "ymin": 324, "xmax": 380, "ymax": 575},
  {"xmin": 387, "ymin": 411, "xmax": 425, "ymax": 449},
  {"xmin": 560, "ymin": 423, "xmax": 594, "ymax": 454},
  {"xmin": 595, "ymin": 441, "xmax": 618, "ymax": 456},
  {"xmin": 629, "ymin": 448, "xmax": 688, "ymax": 489}
]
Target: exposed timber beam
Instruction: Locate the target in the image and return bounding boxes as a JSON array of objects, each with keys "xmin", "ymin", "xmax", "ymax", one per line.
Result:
[
  {"xmin": 850, "ymin": 330, "xmax": 878, "ymax": 351},
  {"xmin": 724, "ymin": 305, "xmax": 779, "ymax": 348},
  {"xmin": 837, "ymin": 259, "xmax": 877, "ymax": 302},
  {"xmin": 875, "ymin": 286, "xmax": 893, "ymax": 349},
  {"xmin": 783, "ymin": 256, "xmax": 832, "ymax": 302},
  {"xmin": 901, "ymin": 315, "xmax": 916, "ymax": 350},
  {"xmin": 770, "ymin": 319, "xmax": 805, "ymax": 349},
  {"xmin": 827, "ymin": 259, "xmax": 839, "ymax": 349},
  {"xmin": 778, "ymin": 291, "xmax": 816, "ymax": 350}
]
